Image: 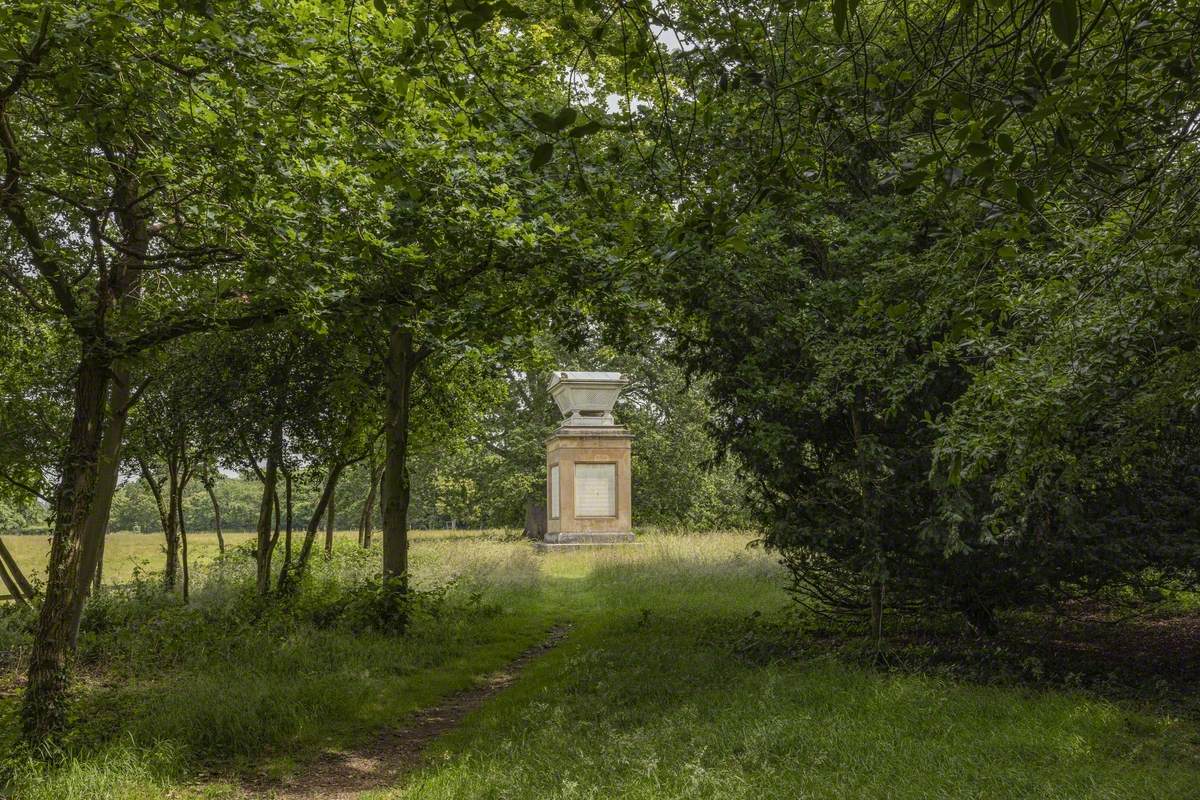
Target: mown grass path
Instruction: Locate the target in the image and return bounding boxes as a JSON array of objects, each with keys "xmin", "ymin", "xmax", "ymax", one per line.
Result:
[{"xmin": 244, "ymin": 624, "xmax": 572, "ymax": 800}]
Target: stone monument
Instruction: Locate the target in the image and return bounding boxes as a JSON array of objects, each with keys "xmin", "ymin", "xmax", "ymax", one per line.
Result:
[{"xmin": 539, "ymin": 371, "xmax": 635, "ymax": 549}]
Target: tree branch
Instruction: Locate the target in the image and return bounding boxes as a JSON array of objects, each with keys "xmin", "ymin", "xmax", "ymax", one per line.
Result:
[
  {"xmin": 0, "ymin": 10, "xmax": 84, "ymax": 327},
  {"xmin": 117, "ymin": 300, "xmax": 289, "ymax": 356}
]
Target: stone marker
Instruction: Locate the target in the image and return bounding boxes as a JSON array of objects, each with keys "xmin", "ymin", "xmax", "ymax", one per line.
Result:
[{"xmin": 538, "ymin": 371, "xmax": 635, "ymax": 550}]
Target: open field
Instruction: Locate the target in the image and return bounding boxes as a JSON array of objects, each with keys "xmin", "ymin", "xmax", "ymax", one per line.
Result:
[
  {"xmin": 0, "ymin": 530, "xmax": 483, "ymax": 589},
  {"xmin": 2, "ymin": 532, "xmax": 1198, "ymax": 800}
]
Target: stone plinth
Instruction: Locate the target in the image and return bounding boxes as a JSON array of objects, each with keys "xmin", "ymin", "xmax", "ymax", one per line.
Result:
[
  {"xmin": 543, "ymin": 427, "xmax": 634, "ymax": 546},
  {"xmin": 539, "ymin": 371, "xmax": 636, "ymax": 550}
]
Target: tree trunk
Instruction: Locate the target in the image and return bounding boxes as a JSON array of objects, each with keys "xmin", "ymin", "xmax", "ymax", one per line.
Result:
[
  {"xmin": 22, "ymin": 347, "xmax": 112, "ymax": 743},
  {"xmin": 178, "ymin": 487, "xmax": 189, "ymax": 603},
  {"xmin": 139, "ymin": 456, "xmax": 180, "ymax": 592},
  {"xmin": 254, "ymin": 420, "xmax": 282, "ymax": 595},
  {"xmin": 870, "ymin": 580, "xmax": 884, "ymax": 644},
  {"xmin": 0, "ymin": 546, "xmax": 28, "ymax": 606},
  {"xmin": 92, "ymin": 529, "xmax": 105, "ymax": 595},
  {"xmin": 523, "ymin": 500, "xmax": 547, "ymax": 541},
  {"xmin": 165, "ymin": 474, "xmax": 179, "ymax": 592},
  {"xmin": 281, "ymin": 468, "xmax": 294, "ymax": 574},
  {"xmin": 68, "ymin": 364, "xmax": 131, "ymax": 645},
  {"xmin": 324, "ymin": 477, "xmax": 336, "ymax": 557},
  {"xmin": 360, "ymin": 455, "xmax": 379, "ymax": 549},
  {"xmin": 66, "ymin": 166, "xmax": 147, "ymax": 645},
  {"xmin": 0, "ymin": 535, "xmax": 33, "ymax": 602},
  {"xmin": 382, "ymin": 328, "xmax": 416, "ymax": 591},
  {"xmin": 178, "ymin": 465, "xmax": 192, "ymax": 603},
  {"xmin": 270, "ymin": 488, "xmax": 281, "ymax": 555},
  {"xmin": 359, "ymin": 501, "xmax": 371, "ymax": 548},
  {"xmin": 282, "ymin": 462, "xmax": 345, "ymax": 592},
  {"xmin": 202, "ymin": 473, "xmax": 224, "ymax": 554}
]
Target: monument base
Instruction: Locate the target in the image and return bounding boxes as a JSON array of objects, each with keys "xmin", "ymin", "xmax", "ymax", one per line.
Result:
[
  {"xmin": 535, "ymin": 531, "xmax": 637, "ymax": 552},
  {"xmin": 544, "ymin": 531, "xmax": 634, "ymax": 544}
]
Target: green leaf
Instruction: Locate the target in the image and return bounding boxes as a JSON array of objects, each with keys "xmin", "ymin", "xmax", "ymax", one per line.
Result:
[
  {"xmin": 494, "ymin": 1, "xmax": 529, "ymax": 19},
  {"xmin": 552, "ymin": 107, "xmax": 578, "ymax": 130},
  {"xmin": 1048, "ymin": 0, "xmax": 1078, "ymax": 46},
  {"xmin": 531, "ymin": 112, "xmax": 557, "ymax": 132},
  {"xmin": 530, "ymin": 142, "xmax": 554, "ymax": 171},
  {"xmin": 895, "ymin": 171, "xmax": 926, "ymax": 192},
  {"xmin": 457, "ymin": 12, "xmax": 486, "ymax": 30},
  {"xmin": 373, "ymin": 0, "xmax": 388, "ymax": 14},
  {"xmin": 970, "ymin": 158, "xmax": 996, "ymax": 179},
  {"xmin": 568, "ymin": 120, "xmax": 604, "ymax": 138},
  {"xmin": 832, "ymin": 0, "xmax": 847, "ymax": 36},
  {"xmin": 1016, "ymin": 184, "xmax": 1036, "ymax": 211}
]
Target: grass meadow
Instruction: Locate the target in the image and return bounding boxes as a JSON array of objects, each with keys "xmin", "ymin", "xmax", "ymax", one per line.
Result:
[{"xmin": 1, "ymin": 532, "xmax": 1198, "ymax": 799}]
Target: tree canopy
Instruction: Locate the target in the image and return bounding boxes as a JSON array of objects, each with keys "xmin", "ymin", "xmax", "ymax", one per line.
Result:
[{"xmin": 1, "ymin": 0, "xmax": 1197, "ymax": 744}]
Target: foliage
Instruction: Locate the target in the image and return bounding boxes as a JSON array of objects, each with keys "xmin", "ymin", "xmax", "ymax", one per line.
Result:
[{"xmin": 626, "ymin": 0, "xmax": 1200, "ymax": 623}]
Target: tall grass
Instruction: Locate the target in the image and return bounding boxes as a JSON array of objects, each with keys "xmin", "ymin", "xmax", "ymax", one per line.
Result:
[
  {"xmin": 3, "ymin": 531, "xmax": 1197, "ymax": 800},
  {"xmin": 1, "ymin": 533, "xmax": 556, "ymax": 798}
]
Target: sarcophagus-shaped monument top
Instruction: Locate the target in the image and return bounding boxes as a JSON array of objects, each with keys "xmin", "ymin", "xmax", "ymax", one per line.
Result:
[{"xmin": 548, "ymin": 371, "xmax": 629, "ymax": 428}]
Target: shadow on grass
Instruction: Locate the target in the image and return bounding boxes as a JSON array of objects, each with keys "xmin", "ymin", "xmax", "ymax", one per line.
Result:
[
  {"xmin": 704, "ymin": 589, "xmax": 1200, "ymax": 720},
  {"xmin": 404, "ymin": 572, "xmax": 1200, "ymax": 800}
]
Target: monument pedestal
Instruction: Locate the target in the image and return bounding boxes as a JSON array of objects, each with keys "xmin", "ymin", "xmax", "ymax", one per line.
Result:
[{"xmin": 538, "ymin": 372, "xmax": 636, "ymax": 551}]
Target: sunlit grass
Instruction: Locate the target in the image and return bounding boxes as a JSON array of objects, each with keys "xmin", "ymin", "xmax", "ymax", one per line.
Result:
[{"xmin": 0, "ymin": 528, "xmax": 540, "ymax": 588}]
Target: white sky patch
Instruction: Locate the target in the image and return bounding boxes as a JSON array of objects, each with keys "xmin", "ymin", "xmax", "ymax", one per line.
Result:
[
  {"xmin": 563, "ymin": 65, "xmax": 652, "ymax": 115},
  {"xmin": 561, "ymin": 12, "xmax": 697, "ymax": 115},
  {"xmin": 650, "ymin": 22, "xmax": 687, "ymax": 53}
]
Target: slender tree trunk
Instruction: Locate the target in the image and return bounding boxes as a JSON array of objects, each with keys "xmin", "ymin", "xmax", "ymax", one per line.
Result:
[
  {"xmin": 254, "ymin": 420, "xmax": 282, "ymax": 595},
  {"xmin": 361, "ymin": 486, "xmax": 376, "ymax": 550},
  {"xmin": 324, "ymin": 476, "xmax": 336, "ymax": 557},
  {"xmin": 0, "ymin": 536, "xmax": 33, "ymax": 602},
  {"xmin": 165, "ymin": 492, "xmax": 178, "ymax": 591},
  {"xmin": 138, "ymin": 458, "xmax": 170, "ymax": 575},
  {"xmin": 68, "ymin": 364, "xmax": 131, "ymax": 645},
  {"xmin": 850, "ymin": 400, "xmax": 886, "ymax": 645},
  {"xmin": 283, "ymin": 463, "xmax": 345, "ymax": 592},
  {"xmin": 270, "ymin": 488, "xmax": 281, "ymax": 555},
  {"xmin": 92, "ymin": 530, "xmax": 105, "ymax": 595},
  {"xmin": 281, "ymin": 469, "xmax": 294, "ymax": 576},
  {"xmin": 163, "ymin": 458, "xmax": 181, "ymax": 592},
  {"xmin": 178, "ymin": 465, "xmax": 192, "ymax": 603},
  {"xmin": 0, "ymin": 546, "xmax": 27, "ymax": 606},
  {"xmin": 140, "ymin": 457, "xmax": 179, "ymax": 592},
  {"xmin": 202, "ymin": 474, "xmax": 224, "ymax": 554},
  {"xmin": 178, "ymin": 489, "xmax": 189, "ymax": 603},
  {"xmin": 870, "ymin": 580, "xmax": 884, "ymax": 644},
  {"xmin": 361, "ymin": 452, "xmax": 380, "ymax": 549},
  {"xmin": 22, "ymin": 347, "xmax": 112, "ymax": 742},
  {"xmin": 382, "ymin": 328, "xmax": 417, "ymax": 591}
]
